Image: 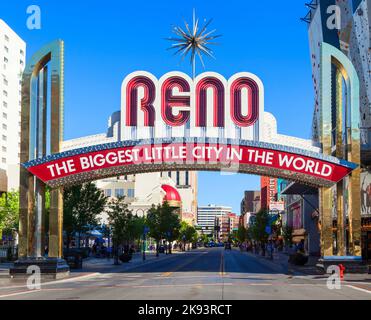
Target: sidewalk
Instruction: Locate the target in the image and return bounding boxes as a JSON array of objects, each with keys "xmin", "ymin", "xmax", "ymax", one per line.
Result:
[
  {"xmin": 241, "ymin": 249, "xmax": 371, "ymax": 282},
  {"xmin": 241, "ymin": 249, "xmax": 323, "ymax": 276},
  {"xmin": 76, "ymin": 250, "xmax": 185, "ymax": 273},
  {"xmin": 0, "ymin": 263, "xmax": 13, "ymax": 278},
  {"xmin": 0, "ymin": 250, "xmax": 185, "ymax": 278}
]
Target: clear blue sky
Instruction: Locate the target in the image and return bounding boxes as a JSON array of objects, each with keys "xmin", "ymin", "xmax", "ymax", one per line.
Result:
[{"xmin": 1, "ymin": 0, "xmax": 314, "ymax": 213}]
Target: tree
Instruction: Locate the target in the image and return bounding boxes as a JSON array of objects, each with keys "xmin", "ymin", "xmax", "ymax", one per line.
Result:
[
  {"xmin": 63, "ymin": 182, "xmax": 107, "ymax": 248},
  {"xmin": 160, "ymin": 202, "xmax": 180, "ymax": 254},
  {"xmin": 0, "ymin": 191, "xmax": 19, "ymax": 238},
  {"xmin": 282, "ymin": 225, "xmax": 293, "ymax": 248},
  {"xmin": 249, "ymin": 209, "xmax": 270, "ymax": 255},
  {"xmin": 106, "ymin": 196, "xmax": 132, "ymax": 265},
  {"xmin": 236, "ymin": 225, "xmax": 247, "ymax": 243},
  {"xmin": 146, "ymin": 202, "xmax": 180, "ymax": 256},
  {"xmin": 178, "ymin": 221, "xmax": 197, "ymax": 251},
  {"xmin": 146, "ymin": 205, "xmax": 162, "ymax": 257}
]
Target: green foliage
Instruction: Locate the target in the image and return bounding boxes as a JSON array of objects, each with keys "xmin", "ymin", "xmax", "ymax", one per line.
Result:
[
  {"xmin": 236, "ymin": 225, "xmax": 247, "ymax": 243},
  {"xmin": 0, "ymin": 191, "xmax": 19, "ymax": 237},
  {"xmin": 178, "ymin": 221, "xmax": 197, "ymax": 243},
  {"xmin": 146, "ymin": 202, "xmax": 181, "ymax": 242},
  {"xmin": 106, "ymin": 196, "xmax": 132, "ymax": 247},
  {"xmin": 63, "ymin": 182, "xmax": 107, "ymax": 247},
  {"xmin": 249, "ymin": 209, "xmax": 270, "ymax": 244},
  {"xmin": 282, "ymin": 225, "xmax": 293, "ymax": 246}
]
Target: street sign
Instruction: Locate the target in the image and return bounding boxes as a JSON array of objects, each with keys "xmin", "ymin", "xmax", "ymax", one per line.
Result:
[{"xmin": 265, "ymin": 226, "xmax": 272, "ymax": 235}]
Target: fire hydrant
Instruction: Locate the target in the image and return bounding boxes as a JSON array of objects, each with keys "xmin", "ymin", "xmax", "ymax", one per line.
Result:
[{"xmin": 339, "ymin": 264, "xmax": 345, "ymax": 280}]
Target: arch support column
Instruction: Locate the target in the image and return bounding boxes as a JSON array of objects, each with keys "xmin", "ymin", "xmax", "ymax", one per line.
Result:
[{"xmin": 10, "ymin": 40, "xmax": 69, "ymax": 278}]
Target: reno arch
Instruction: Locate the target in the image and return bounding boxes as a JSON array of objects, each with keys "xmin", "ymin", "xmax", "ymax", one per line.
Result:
[{"xmin": 121, "ymin": 71, "xmax": 264, "ymax": 141}]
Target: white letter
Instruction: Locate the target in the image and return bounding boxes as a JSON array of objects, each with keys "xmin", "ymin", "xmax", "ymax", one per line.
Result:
[
  {"xmin": 26, "ymin": 5, "xmax": 41, "ymax": 30},
  {"xmin": 327, "ymin": 265, "xmax": 341, "ymax": 290},
  {"xmin": 327, "ymin": 5, "xmax": 341, "ymax": 30},
  {"xmin": 27, "ymin": 265, "xmax": 41, "ymax": 290}
]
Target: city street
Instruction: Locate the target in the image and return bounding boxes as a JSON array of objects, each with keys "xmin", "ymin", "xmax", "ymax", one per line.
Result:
[{"xmin": 0, "ymin": 247, "xmax": 370, "ymax": 300}]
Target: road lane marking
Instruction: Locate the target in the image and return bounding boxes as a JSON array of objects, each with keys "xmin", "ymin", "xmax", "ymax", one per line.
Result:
[
  {"xmin": 0, "ymin": 287, "xmax": 74, "ymax": 299},
  {"xmin": 346, "ymin": 285, "xmax": 371, "ymax": 295},
  {"xmin": 219, "ymin": 251, "xmax": 226, "ymax": 276},
  {"xmin": 160, "ymin": 251, "xmax": 208, "ymax": 277}
]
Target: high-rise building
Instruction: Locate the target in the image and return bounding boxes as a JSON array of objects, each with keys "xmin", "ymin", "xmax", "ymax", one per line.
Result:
[
  {"xmin": 197, "ymin": 205, "xmax": 232, "ymax": 236},
  {"xmin": 304, "ymin": 0, "xmax": 371, "ymax": 259},
  {"xmin": 0, "ymin": 20, "xmax": 25, "ymax": 193},
  {"xmin": 260, "ymin": 177, "xmax": 277, "ymax": 210},
  {"xmin": 240, "ymin": 190, "xmax": 261, "ymax": 215}
]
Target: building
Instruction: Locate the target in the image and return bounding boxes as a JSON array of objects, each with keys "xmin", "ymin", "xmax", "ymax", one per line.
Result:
[
  {"xmin": 197, "ymin": 205, "xmax": 232, "ymax": 236},
  {"xmin": 304, "ymin": 0, "xmax": 371, "ymax": 261},
  {"xmin": 228, "ymin": 213, "xmax": 239, "ymax": 232},
  {"xmin": 281, "ymin": 184, "xmax": 320, "ymax": 255},
  {"xmin": 215, "ymin": 214, "xmax": 231, "ymax": 241},
  {"xmin": 62, "ymin": 111, "xmax": 198, "ymax": 223},
  {"xmin": 240, "ymin": 190, "xmax": 261, "ymax": 215},
  {"xmin": 260, "ymin": 177, "xmax": 277, "ymax": 210},
  {"xmin": 0, "ymin": 20, "xmax": 25, "ymax": 193}
]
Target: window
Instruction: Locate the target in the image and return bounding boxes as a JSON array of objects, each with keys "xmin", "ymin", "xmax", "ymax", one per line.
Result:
[
  {"xmin": 115, "ymin": 189, "xmax": 124, "ymax": 198},
  {"xmin": 2, "ymin": 158, "xmax": 6, "ymax": 164},
  {"xmin": 20, "ymin": 59, "xmax": 24, "ymax": 66},
  {"xmin": 3, "ymin": 90, "xmax": 7, "ymax": 97},
  {"xmin": 185, "ymin": 171, "xmax": 189, "ymax": 186},
  {"xmin": 127, "ymin": 189, "xmax": 135, "ymax": 198},
  {"xmin": 2, "ymin": 146, "xmax": 6, "ymax": 152},
  {"xmin": 4, "ymin": 35, "xmax": 9, "ymax": 41},
  {"xmin": 176, "ymin": 171, "xmax": 180, "ymax": 186},
  {"xmin": 104, "ymin": 189, "xmax": 112, "ymax": 197},
  {"xmin": 2, "ymin": 124, "xmax": 7, "ymax": 130},
  {"xmin": 3, "ymin": 78, "xmax": 8, "ymax": 86},
  {"xmin": 4, "ymin": 46, "xmax": 8, "ymax": 53},
  {"xmin": 20, "ymin": 49, "xmax": 24, "ymax": 56},
  {"xmin": 2, "ymin": 135, "xmax": 6, "ymax": 141},
  {"xmin": 3, "ymin": 113, "xmax": 7, "ymax": 119},
  {"xmin": 3, "ymin": 101, "xmax": 7, "ymax": 108},
  {"xmin": 168, "ymin": 171, "xmax": 172, "ymax": 178},
  {"xmin": 4, "ymin": 57, "xmax": 8, "ymax": 63}
]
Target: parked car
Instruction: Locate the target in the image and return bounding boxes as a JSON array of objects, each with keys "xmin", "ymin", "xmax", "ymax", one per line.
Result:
[{"xmin": 224, "ymin": 242, "xmax": 232, "ymax": 250}]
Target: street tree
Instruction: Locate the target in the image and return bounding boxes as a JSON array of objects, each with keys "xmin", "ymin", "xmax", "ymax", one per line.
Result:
[
  {"xmin": 160, "ymin": 202, "xmax": 180, "ymax": 254},
  {"xmin": 106, "ymin": 196, "xmax": 132, "ymax": 265},
  {"xmin": 0, "ymin": 191, "xmax": 19, "ymax": 238},
  {"xmin": 178, "ymin": 221, "xmax": 197, "ymax": 251},
  {"xmin": 282, "ymin": 225, "xmax": 293, "ymax": 249},
  {"xmin": 63, "ymin": 182, "xmax": 107, "ymax": 249},
  {"xmin": 249, "ymin": 209, "xmax": 270, "ymax": 255},
  {"xmin": 236, "ymin": 225, "xmax": 247, "ymax": 244},
  {"xmin": 146, "ymin": 202, "xmax": 180, "ymax": 256}
]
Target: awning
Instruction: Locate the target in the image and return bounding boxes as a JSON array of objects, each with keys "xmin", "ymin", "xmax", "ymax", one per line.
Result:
[{"xmin": 281, "ymin": 182, "xmax": 318, "ymax": 195}]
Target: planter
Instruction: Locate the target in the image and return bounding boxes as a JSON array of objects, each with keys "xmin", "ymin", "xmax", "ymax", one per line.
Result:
[
  {"xmin": 289, "ymin": 253, "xmax": 308, "ymax": 266},
  {"xmin": 119, "ymin": 253, "xmax": 132, "ymax": 263}
]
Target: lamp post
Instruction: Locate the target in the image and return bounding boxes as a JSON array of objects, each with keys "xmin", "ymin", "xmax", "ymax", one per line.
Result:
[{"xmin": 143, "ymin": 226, "xmax": 149, "ymax": 261}]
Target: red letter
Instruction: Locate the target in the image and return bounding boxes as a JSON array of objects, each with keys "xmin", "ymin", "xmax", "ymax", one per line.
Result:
[
  {"xmin": 161, "ymin": 76, "xmax": 190, "ymax": 126},
  {"xmin": 230, "ymin": 77, "xmax": 259, "ymax": 127},
  {"xmin": 196, "ymin": 77, "xmax": 225, "ymax": 127},
  {"xmin": 126, "ymin": 76, "xmax": 156, "ymax": 127}
]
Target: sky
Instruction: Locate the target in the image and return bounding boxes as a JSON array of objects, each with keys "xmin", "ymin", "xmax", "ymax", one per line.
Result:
[{"xmin": 0, "ymin": 0, "xmax": 315, "ymax": 213}]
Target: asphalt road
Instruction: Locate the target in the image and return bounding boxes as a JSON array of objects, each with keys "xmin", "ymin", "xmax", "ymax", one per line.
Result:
[{"xmin": 0, "ymin": 247, "xmax": 371, "ymax": 300}]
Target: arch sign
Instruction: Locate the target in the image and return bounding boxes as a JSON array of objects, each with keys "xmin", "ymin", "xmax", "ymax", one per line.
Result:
[{"xmin": 24, "ymin": 71, "xmax": 357, "ymax": 188}]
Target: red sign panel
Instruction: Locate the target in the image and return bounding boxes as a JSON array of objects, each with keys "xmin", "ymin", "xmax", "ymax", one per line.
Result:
[{"xmin": 24, "ymin": 141, "xmax": 354, "ymax": 188}]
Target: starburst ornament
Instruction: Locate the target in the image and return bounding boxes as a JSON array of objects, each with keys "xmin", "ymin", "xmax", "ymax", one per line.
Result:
[{"xmin": 167, "ymin": 10, "xmax": 221, "ymax": 79}]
